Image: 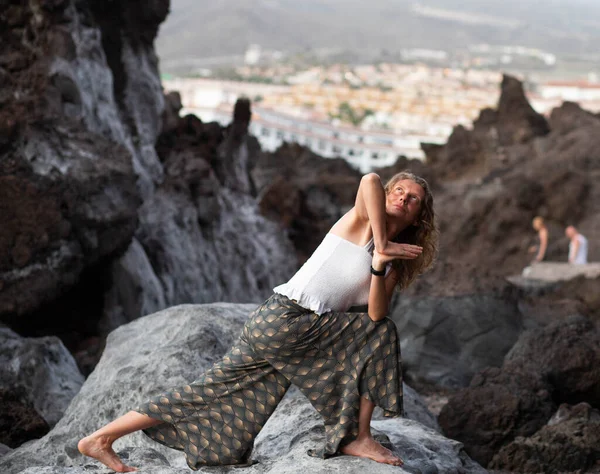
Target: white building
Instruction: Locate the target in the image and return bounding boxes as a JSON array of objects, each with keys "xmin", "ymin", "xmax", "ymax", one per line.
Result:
[
  {"xmin": 184, "ymin": 104, "xmax": 445, "ymax": 172},
  {"xmin": 528, "ymin": 81, "xmax": 600, "ymax": 114},
  {"xmin": 163, "ymin": 78, "xmax": 288, "ymax": 122},
  {"xmin": 538, "ymin": 81, "xmax": 600, "ymax": 102},
  {"xmin": 244, "ymin": 44, "xmax": 262, "ymax": 65},
  {"xmin": 166, "ymin": 78, "xmax": 448, "ymax": 172}
]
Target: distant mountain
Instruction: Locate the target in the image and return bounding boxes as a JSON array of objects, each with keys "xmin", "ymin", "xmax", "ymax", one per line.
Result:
[{"xmin": 156, "ymin": 0, "xmax": 600, "ymax": 69}]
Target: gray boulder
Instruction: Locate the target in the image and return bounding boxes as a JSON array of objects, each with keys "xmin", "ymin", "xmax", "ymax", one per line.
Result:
[
  {"xmin": 0, "ymin": 443, "xmax": 12, "ymax": 458},
  {"xmin": 518, "ymin": 262, "xmax": 600, "ymax": 282},
  {"xmin": 0, "ymin": 303, "xmax": 484, "ymax": 473},
  {"xmin": 389, "ymin": 288, "xmax": 523, "ymax": 388},
  {"xmin": 1, "ymin": 0, "xmax": 298, "ymax": 346},
  {"xmin": 0, "ymin": 327, "xmax": 84, "ymax": 429}
]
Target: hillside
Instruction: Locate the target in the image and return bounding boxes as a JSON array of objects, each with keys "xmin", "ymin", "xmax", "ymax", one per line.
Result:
[{"xmin": 156, "ymin": 0, "xmax": 600, "ymax": 70}]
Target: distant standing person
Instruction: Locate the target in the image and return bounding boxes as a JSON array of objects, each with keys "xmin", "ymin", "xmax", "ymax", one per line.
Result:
[
  {"xmin": 529, "ymin": 216, "xmax": 548, "ymax": 263},
  {"xmin": 565, "ymin": 226, "xmax": 588, "ymax": 264}
]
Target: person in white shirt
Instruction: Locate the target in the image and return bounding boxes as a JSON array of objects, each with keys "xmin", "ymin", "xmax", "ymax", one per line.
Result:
[
  {"xmin": 78, "ymin": 171, "xmax": 439, "ymax": 471},
  {"xmin": 566, "ymin": 226, "xmax": 588, "ymax": 264}
]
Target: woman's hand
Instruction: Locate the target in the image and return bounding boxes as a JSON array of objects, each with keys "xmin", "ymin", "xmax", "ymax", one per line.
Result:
[
  {"xmin": 377, "ymin": 241, "xmax": 423, "ymax": 261},
  {"xmin": 372, "ymin": 244, "xmax": 422, "ymax": 270}
]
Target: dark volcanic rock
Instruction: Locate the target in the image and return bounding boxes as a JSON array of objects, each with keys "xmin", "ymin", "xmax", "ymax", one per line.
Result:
[
  {"xmin": 439, "ymin": 317, "xmax": 600, "ymax": 467},
  {"xmin": 124, "ymin": 99, "xmax": 297, "ymax": 317},
  {"xmin": 408, "ymin": 74, "xmax": 599, "ymax": 286},
  {"xmin": 160, "ymin": 91, "xmax": 182, "ymax": 135},
  {"xmin": 419, "ymin": 122, "xmax": 598, "ymax": 285},
  {"xmin": 505, "ymin": 317, "xmax": 600, "ymax": 407},
  {"xmin": 549, "ymin": 275, "xmax": 600, "ymax": 322},
  {"xmin": 214, "ymin": 98, "xmax": 260, "ymax": 194},
  {"xmin": 0, "ymin": 387, "xmax": 49, "ymax": 449},
  {"xmin": 390, "ymin": 279, "xmax": 523, "ymax": 388},
  {"xmin": 421, "ymin": 125, "xmax": 486, "ymax": 180},
  {"xmin": 489, "ymin": 402, "xmax": 600, "ymax": 473},
  {"xmin": 512, "ymin": 273, "xmax": 600, "ymax": 328},
  {"xmin": 0, "ymin": 122, "xmax": 140, "ymax": 320},
  {"xmin": 548, "ymin": 101, "xmax": 600, "ymax": 135},
  {"xmin": 480, "ymin": 74, "xmax": 550, "ymax": 146},
  {"xmin": 253, "ymin": 143, "xmax": 361, "ymax": 263},
  {"xmin": 0, "ymin": 0, "xmax": 166, "ymax": 323},
  {"xmin": 0, "ymin": 326, "xmax": 84, "ymax": 431},
  {"xmin": 438, "ymin": 365, "xmax": 556, "ymax": 467},
  {"xmin": 1, "ymin": 1, "xmax": 297, "ymax": 363},
  {"xmin": 422, "ymin": 74, "xmax": 549, "ymax": 182}
]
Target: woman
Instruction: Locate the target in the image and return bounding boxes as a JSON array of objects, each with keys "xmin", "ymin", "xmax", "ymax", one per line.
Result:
[{"xmin": 78, "ymin": 171, "xmax": 438, "ymax": 471}]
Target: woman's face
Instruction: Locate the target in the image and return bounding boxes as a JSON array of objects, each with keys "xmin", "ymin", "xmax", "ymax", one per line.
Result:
[{"xmin": 385, "ymin": 179, "xmax": 425, "ymax": 226}]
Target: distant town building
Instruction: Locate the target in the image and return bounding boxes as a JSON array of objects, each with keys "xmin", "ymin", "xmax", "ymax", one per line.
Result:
[
  {"xmin": 165, "ymin": 77, "xmax": 450, "ymax": 172},
  {"xmin": 244, "ymin": 44, "xmax": 262, "ymax": 65},
  {"xmin": 163, "ymin": 72, "xmax": 600, "ymax": 173},
  {"xmin": 185, "ymin": 104, "xmax": 443, "ymax": 172},
  {"xmin": 538, "ymin": 80, "xmax": 600, "ymax": 102},
  {"xmin": 528, "ymin": 80, "xmax": 600, "ymax": 114},
  {"xmin": 248, "ymin": 107, "xmax": 446, "ymax": 172},
  {"xmin": 165, "ymin": 77, "xmax": 288, "ymax": 120}
]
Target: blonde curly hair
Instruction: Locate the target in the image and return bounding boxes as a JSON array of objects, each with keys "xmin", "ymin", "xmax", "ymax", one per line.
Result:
[{"xmin": 384, "ymin": 171, "xmax": 439, "ymax": 290}]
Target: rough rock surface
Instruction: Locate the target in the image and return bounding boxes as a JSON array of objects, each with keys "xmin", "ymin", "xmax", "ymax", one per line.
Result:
[
  {"xmin": 399, "ymin": 383, "xmax": 441, "ymax": 433},
  {"xmin": 385, "ymin": 77, "xmax": 598, "ymax": 296},
  {"xmin": 422, "ymin": 75, "xmax": 549, "ymax": 181},
  {"xmin": 0, "ymin": 303, "xmax": 484, "ymax": 474},
  {"xmin": 514, "ymin": 274, "xmax": 600, "ymax": 325},
  {"xmin": 439, "ymin": 317, "xmax": 600, "ymax": 468},
  {"xmin": 438, "ymin": 365, "xmax": 556, "ymax": 467},
  {"xmin": 505, "ymin": 317, "xmax": 600, "ymax": 407},
  {"xmin": 1, "ymin": 1, "xmax": 297, "ymax": 371},
  {"xmin": 517, "ymin": 261, "xmax": 600, "ymax": 281},
  {"xmin": 0, "ymin": 327, "xmax": 84, "ymax": 433},
  {"xmin": 253, "ymin": 143, "xmax": 361, "ymax": 263},
  {"xmin": 0, "ymin": 0, "xmax": 167, "ymax": 321},
  {"xmin": 389, "ymin": 281, "xmax": 523, "ymax": 387},
  {"xmin": 129, "ymin": 104, "xmax": 297, "ymax": 315},
  {"xmin": 0, "ymin": 387, "xmax": 49, "ymax": 449},
  {"xmin": 489, "ymin": 402, "xmax": 600, "ymax": 473},
  {"xmin": 0, "ymin": 442, "xmax": 12, "ymax": 458}
]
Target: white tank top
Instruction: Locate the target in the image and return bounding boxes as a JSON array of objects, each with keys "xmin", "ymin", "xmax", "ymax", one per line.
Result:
[
  {"xmin": 569, "ymin": 234, "xmax": 588, "ymax": 264},
  {"xmin": 274, "ymin": 233, "xmax": 390, "ymax": 315}
]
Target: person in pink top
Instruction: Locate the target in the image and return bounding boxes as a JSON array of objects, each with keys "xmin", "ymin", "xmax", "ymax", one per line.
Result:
[{"xmin": 79, "ymin": 171, "xmax": 439, "ymax": 471}]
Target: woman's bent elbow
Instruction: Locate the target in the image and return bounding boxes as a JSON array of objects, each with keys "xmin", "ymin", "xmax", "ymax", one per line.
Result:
[
  {"xmin": 368, "ymin": 311, "xmax": 388, "ymax": 322},
  {"xmin": 361, "ymin": 173, "xmax": 380, "ymax": 184}
]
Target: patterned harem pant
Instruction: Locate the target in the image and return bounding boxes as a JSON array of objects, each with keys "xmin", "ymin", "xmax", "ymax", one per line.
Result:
[{"xmin": 135, "ymin": 293, "xmax": 403, "ymax": 470}]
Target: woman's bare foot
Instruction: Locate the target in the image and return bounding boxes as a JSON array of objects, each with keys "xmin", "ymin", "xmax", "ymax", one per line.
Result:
[
  {"xmin": 78, "ymin": 434, "xmax": 137, "ymax": 472},
  {"xmin": 340, "ymin": 435, "xmax": 403, "ymax": 466}
]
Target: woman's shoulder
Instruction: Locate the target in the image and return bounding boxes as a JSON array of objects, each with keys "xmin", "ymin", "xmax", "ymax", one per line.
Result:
[{"xmin": 329, "ymin": 207, "xmax": 373, "ymax": 246}]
